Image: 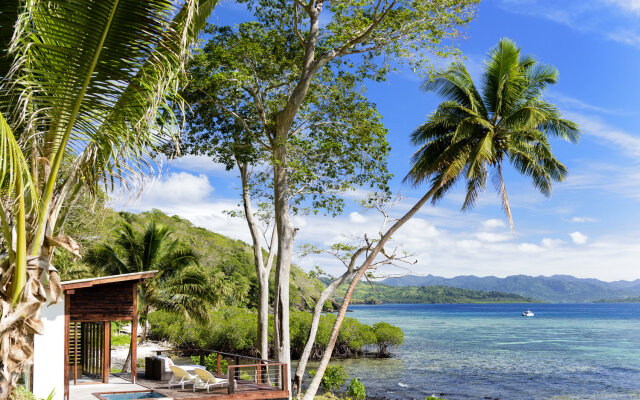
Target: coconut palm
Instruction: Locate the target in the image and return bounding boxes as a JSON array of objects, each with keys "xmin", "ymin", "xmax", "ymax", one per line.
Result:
[
  {"xmin": 300, "ymin": 39, "xmax": 580, "ymax": 400},
  {"xmin": 85, "ymin": 221, "xmax": 216, "ymax": 338},
  {"xmin": 0, "ymin": 0, "xmax": 217, "ymax": 396},
  {"xmin": 405, "ymin": 38, "xmax": 580, "ymax": 228},
  {"xmin": 84, "ymin": 221, "xmax": 215, "ymax": 372}
]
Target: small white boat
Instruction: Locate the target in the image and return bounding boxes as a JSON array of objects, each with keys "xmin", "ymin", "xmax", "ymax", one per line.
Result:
[{"xmin": 522, "ymin": 309, "xmax": 534, "ymax": 317}]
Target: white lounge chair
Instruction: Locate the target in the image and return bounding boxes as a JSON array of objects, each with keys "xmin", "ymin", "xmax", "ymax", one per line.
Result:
[
  {"xmin": 168, "ymin": 365, "xmax": 197, "ymax": 390},
  {"xmin": 193, "ymin": 368, "xmax": 228, "ymax": 393}
]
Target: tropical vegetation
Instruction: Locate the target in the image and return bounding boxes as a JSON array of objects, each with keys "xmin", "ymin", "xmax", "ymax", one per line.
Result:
[
  {"xmin": 0, "ymin": 0, "xmax": 216, "ymax": 395},
  {"xmin": 148, "ymin": 306, "xmax": 404, "ymax": 359},
  {"xmin": 340, "ymin": 283, "xmax": 541, "ymax": 304}
]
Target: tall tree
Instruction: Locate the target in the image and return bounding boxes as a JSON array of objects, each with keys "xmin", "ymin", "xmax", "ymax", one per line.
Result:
[
  {"xmin": 179, "ymin": 22, "xmax": 393, "ymax": 361},
  {"xmin": 0, "ymin": 0, "xmax": 217, "ymax": 396},
  {"xmin": 186, "ymin": 1, "xmax": 479, "ymax": 388},
  {"xmin": 301, "ymin": 38, "xmax": 580, "ymax": 399},
  {"xmin": 85, "ymin": 221, "xmax": 215, "ymax": 372}
]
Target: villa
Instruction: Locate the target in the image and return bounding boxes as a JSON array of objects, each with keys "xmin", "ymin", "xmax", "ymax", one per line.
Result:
[{"xmin": 28, "ymin": 272, "xmax": 289, "ymax": 400}]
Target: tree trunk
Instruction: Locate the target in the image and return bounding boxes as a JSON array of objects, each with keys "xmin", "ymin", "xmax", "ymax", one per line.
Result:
[
  {"xmin": 257, "ymin": 270, "xmax": 270, "ymax": 359},
  {"xmin": 0, "ymin": 252, "xmax": 61, "ymax": 400},
  {"xmin": 121, "ymin": 343, "xmax": 132, "ymax": 373},
  {"xmin": 239, "ymin": 163, "xmax": 275, "ymax": 361},
  {"xmin": 302, "ymin": 189, "xmax": 437, "ymax": 400},
  {"xmin": 291, "ymin": 267, "xmax": 359, "ymax": 397},
  {"xmin": 272, "ymin": 138, "xmax": 295, "ymax": 395}
]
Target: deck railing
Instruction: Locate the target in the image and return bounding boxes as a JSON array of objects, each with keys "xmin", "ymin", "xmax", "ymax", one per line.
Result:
[{"xmin": 154, "ymin": 349, "xmax": 288, "ymax": 394}]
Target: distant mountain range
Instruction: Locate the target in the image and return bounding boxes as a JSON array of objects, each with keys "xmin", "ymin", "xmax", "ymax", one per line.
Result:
[{"xmin": 380, "ymin": 274, "xmax": 640, "ymax": 303}]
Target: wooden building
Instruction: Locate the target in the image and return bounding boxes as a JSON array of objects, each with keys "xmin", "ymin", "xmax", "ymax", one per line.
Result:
[{"xmin": 32, "ymin": 272, "xmax": 156, "ymax": 400}]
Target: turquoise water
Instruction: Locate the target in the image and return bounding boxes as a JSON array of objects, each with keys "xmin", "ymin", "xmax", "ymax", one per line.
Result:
[{"xmin": 336, "ymin": 303, "xmax": 640, "ymax": 400}]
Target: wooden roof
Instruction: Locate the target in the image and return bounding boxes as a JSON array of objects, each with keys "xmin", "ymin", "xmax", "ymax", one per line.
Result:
[{"xmin": 61, "ymin": 271, "xmax": 157, "ymax": 290}]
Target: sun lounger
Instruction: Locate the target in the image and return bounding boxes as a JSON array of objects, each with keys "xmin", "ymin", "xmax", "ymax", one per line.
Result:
[
  {"xmin": 168, "ymin": 365, "xmax": 198, "ymax": 390},
  {"xmin": 193, "ymin": 368, "xmax": 228, "ymax": 393}
]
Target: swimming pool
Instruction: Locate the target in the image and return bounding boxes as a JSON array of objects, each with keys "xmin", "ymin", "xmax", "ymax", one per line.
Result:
[{"xmin": 94, "ymin": 391, "xmax": 170, "ymax": 400}]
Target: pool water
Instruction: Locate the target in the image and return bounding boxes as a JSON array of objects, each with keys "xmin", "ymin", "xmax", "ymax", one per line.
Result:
[{"xmin": 96, "ymin": 391, "xmax": 168, "ymax": 400}]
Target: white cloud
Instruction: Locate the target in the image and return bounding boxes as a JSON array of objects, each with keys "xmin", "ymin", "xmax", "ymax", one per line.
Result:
[
  {"xmin": 475, "ymin": 232, "xmax": 511, "ymax": 243},
  {"xmin": 169, "ymin": 155, "xmax": 228, "ymax": 173},
  {"xmin": 518, "ymin": 243, "xmax": 544, "ymax": 253},
  {"xmin": 604, "ymin": 0, "xmax": 640, "ymax": 15},
  {"xmin": 349, "ymin": 212, "xmax": 367, "ymax": 224},
  {"xmin": 483, "ymin": 219, "xmax": 506, "ymax": 229},
  {"xmin": 541, "ymin": 238, "xmax": 565, "ymax": 248},
  {"xmin": 497, "ymin": 0, "xmax": 640, "ymax": 49},
  {"xmin": 141, "ymin": 172, "xmax": 213, "ymax": 204},
  {"xmin": 570, "ymin": 231, "xmax": 588, "ymax": 244},
  {"xmin": 565, "ymin": 112, "xmax": 640, "ymax": 158},
  {"xmin": 572, "ymin": 217, "xmax": 597, "ymax": 223}
]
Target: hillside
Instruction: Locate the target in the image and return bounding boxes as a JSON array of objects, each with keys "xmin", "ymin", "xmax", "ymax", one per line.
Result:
[
  {"xmin": 61, "ymin": 205, "xmax": 326, "ymax": 311},
  {"xmin": 594, "ymin": 297, "xmax": 640, "ymax": 303},
  {"xmin": 381, "ymin": 274, "xmax": 640, "ymax": 303},
  {"xmin": 335, "ymin": 283, "xmax": 540, "ymax": 304}
]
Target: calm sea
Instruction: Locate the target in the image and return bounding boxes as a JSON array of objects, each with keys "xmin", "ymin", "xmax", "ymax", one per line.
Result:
[{"xmin": 327, "ymin": 303, "xmax": 640, "ymax": 400}]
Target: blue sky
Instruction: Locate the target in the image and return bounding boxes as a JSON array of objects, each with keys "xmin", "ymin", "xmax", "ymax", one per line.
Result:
[{"xmin": 120, "ymin": 0, "xmax": 640, "ymax": 281}]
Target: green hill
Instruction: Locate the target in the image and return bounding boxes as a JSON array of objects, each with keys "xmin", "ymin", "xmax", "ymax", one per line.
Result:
[
  {"xmin": 60, "ymin": 203, "xmax": 326, "ymax": 311},
  {"xmin": 594, "ymin": 297, "xmax": 640, "ymax": 303},
  {"xmin": 381, "ymin": 274, "xmax": 640, "ymax": 303},
  {"xmin": 336, "ymin": 283, "xmax": 541, "ymax": 304}
]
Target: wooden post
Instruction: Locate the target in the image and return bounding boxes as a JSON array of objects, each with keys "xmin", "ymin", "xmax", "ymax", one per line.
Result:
[
  {"xmin": 234, "ymin": 356, "xmax": 240, "ymax": 382},
  {"xmin": 131, "ymin": 283, "xmax": 138, "ymax": 383},
  {"xmin": 64, "ymin": 294, "xmax": 70, "ymax": 400},
  {"xmin": 73, "ymin": 322, "xmax": 77, "ymax": 384},
  {"xmin": 256, "ymin": 361, "xmax": 261, "ymax": 385},
  {"xmin": 216, "ymin": 353, "xmax": 221, "ymax": 375},
  {"xmin": 199, "ymin": 351, "xmax": 205, "ymax": 367},
  {"xmin": 281, "ymin": 363, "xmax": 288, "ymax": 392},
  {"xmin": 228, "ymin": 367, "xmax": 234, "ymax": 394},
  {"xmin": 103, "ymin": 321, "xmax": 110, "ymax": 383}
]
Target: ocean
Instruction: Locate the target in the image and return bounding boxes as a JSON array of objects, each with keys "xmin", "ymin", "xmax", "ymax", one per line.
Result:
[{"xmin": 327, "ymin": 303, "xmax": 640, "ymax": 400}]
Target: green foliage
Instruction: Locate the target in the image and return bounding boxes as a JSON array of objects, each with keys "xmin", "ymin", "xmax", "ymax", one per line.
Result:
[
  {"xmin": 190, "ymin": 354, "xmax": 228, "ymax": 374},
  {"xmin": 62, "ymin": 206, "xmax": 326, "ymax": 312},
  {"xmin": 149, "ymin": 306, "xmax": 402, "ymax": 358},
  {"xmin": 84, "ymin": 220, "xmax": 215, "ymax": 328},
  {"xmin": 345, "ymin": 378, "xmax": 366, "ymax": 400},
  {"xmin": 10, "ymin": 386, "xmax": 35, "ymax": 400},
  {"xmin": 181, "ymin": 21, "xmax": 393, "ymax": 217},
  {"xmin": 426, "ymin": 397, "xmax": 447, "ymax": 400},
  {"xmin": 310, "ymin": 365, "xmax": 348, "ymax": 394},
  {"xmin": 372, "ymin": 322, "xmax": 404, "ymax": 357},
  {"xmin": 340, "ymin": 283, "xmax": 541, "ymax": 304},
  {"xmin": 111, "ymin": 334, "xmax": 131, "ymax": 347},
  {"xmin": 406, "ymin": 38, "xmax": 580, "ymax": 229}
]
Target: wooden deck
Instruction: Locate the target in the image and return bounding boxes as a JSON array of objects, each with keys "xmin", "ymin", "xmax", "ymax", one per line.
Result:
[{"xmin": 113, "ymin": 373, "xmax": 289, "ymax": 400}]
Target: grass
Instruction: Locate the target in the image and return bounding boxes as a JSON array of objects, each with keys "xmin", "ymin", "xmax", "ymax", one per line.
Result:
[{"xmin": 111, "ymin": 333, "xmax": 131, "ymax": 346}]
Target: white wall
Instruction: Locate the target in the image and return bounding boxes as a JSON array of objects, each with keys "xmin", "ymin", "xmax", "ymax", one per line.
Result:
[{"xmin": 33, "ymin": 298, "xmax": 65, "ymax": 400}]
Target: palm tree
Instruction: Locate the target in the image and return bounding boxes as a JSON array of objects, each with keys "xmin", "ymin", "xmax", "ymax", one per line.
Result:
[
  {"xmin": 0, "ymin": 0, "xmax": 217, "ymax": 396},
  {"xmin": 85, "ymin": 221, "xmax": 215, "ymax": 340},
  {"xmin": 85, "ymin": 221, "xmax": 215, "ymax": 373},
  {"xmin": 300, "ymin": 39, "xmax": 580, "ymax": 400},
  {"xmin": 405, "ymin": 38, "xmax": 580, "ymax": 228}
]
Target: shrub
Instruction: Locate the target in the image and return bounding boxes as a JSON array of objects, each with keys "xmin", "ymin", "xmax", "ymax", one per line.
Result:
[
  {"xmin": 10, "ymin": 386, "xmax": 35, "ymax": 400},
  {"xmin": 310, "ymin": 365, "xmax": 348, "ymax": 394},
  {"xmin": 372, "ymin": 322, "xmax": 404, "ymax": 357},
  {"xmin": 190, "ymin": 353, "xmax": 228, "ymax": 374},
  {"xmin": 346, "ymin": 378, "xmax": 366, "ymax": 400}
]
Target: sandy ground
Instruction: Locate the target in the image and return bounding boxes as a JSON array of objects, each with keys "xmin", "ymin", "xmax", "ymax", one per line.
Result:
[{"xmin": 111, "ymin": 340, "xmax": 174, "ymax": 370}]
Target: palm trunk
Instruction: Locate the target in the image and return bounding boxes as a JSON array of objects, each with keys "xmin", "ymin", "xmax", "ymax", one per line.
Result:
[
  {"xmin": 291, "ymin": 265, "xmax": 361, "ymax": 397},
  {"xmin": 0, "ymin": 242, "xmax": 61, "ymax": 400},
  {"xmin": 302, "ymin": 189, "xmax": 437, "ymax": 400},
  {"xmin": 121, "ymin": 344, "xmax": 132, "ymax": 373}
]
